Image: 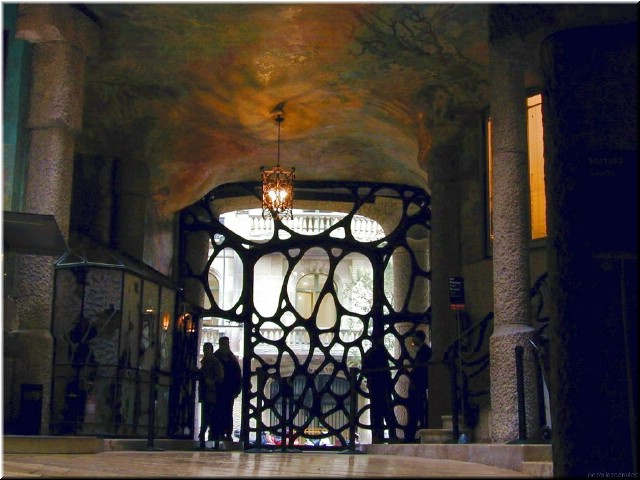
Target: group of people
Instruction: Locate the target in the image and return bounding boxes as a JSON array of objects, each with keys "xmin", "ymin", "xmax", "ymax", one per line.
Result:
[
  {"xmin": 197, "ymin": 330, "xmax": 431, "ymax": 447},
  {"xmin": 361, "ymin": 330, "xmax": 432, "ymax": 444},
  {"xmin": 196, "ymin": 336, "xmax": 242, "ymax": 450}
]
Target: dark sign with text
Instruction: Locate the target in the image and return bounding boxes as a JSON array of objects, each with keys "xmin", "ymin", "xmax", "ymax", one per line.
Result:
[{"xmin": 448, "ymin": 276, "xmax": 466, "ymax": 310}]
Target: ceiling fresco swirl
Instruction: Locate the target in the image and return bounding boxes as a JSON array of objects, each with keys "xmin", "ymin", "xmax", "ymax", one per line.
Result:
[{"xmin": 79, "ymin": 4, "xmax": 489, "ymax": 217}]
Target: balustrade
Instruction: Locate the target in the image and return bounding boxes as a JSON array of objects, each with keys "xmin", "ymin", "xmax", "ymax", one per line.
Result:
[
  {"xmin": 254, "ymin": 326, "xmax": 362, "ymax": 357},
  {"xmin": 235, "ymin": 210, "xmax": 384, "ymax": 241}
]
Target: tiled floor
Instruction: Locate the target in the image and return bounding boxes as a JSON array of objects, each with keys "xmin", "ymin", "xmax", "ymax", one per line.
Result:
[{"xmin": 2, "ymin": 450, "xmax": 532, "ymax": 478}]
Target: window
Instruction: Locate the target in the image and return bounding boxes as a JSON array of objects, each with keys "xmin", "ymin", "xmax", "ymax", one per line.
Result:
[
  {"xmin": 296, "ymin": 273, "xmax": 337, "ymax": 329},
  {"xmin": 527, "ymin": 94, "xmax": 547, "ymax": 240},
  {"xmin": 486, "ymin": 93, "xmax": 547, "ymax": 247}
]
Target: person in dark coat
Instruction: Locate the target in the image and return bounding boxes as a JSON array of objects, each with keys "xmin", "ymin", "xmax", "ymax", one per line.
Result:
[
  {"xmin": 405, "ymin": 330, "xmax": 432, "ymax": 443},
  {"xmin": 362, "ymin": 337, "xmax": 397, "ymax": 443},
  {"xmin": 213, "ymin": 336, "xmax": 242, "ymax": 441},
  {"xmin": 197, "ymin": 342, "xmax": 224, "ymax": 449}
]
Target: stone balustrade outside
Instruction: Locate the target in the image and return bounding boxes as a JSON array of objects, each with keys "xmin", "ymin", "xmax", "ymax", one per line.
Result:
[
  {"xmin": 225, "ymin": 210, "xmax": 384, "ymax": 242},
  {"xmin": 255, "ymin": 326, "xmax": 362, "ymax": 357}
]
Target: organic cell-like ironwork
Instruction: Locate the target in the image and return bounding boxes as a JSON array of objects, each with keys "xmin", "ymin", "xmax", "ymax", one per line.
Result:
[{"xmin": 178, "ymin": 181, "xmax": 431, "ymax": 447}]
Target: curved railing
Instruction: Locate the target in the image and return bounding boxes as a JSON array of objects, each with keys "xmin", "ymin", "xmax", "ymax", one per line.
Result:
[{"xmin": 443, "ymin": 272, "xmax": 551, "ymax": 439}]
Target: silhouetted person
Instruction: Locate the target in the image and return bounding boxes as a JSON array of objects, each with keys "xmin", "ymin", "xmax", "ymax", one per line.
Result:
[
  {"xmin": 405, "ymin": 330, "xmax": 432, "ymax": 443},
  {"xmin": 197, "ymin": 342, "xmax": 224, "ymax": 449},
  {"xmin": 213, "ymin": 336, "xmax": 242, "ymax": 441},
  {"xmin": 362, "ymin": 337, "xmax": 396, "ymax": 443}
]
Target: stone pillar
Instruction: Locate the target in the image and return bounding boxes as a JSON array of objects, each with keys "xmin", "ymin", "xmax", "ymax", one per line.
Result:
[
  {"xmin": 488, "ymin": 43, "xmax": 538, "ymax": 443},
  {"xmin": 416, "ymin": 81, "xmax": 467, "ymax": 431},
  {"xmin": 427, "ymin": 137, "xmax": 463, "ymax": 432},
  {"xmin": 9, "ymin": 4, "xmax": 99, "ymax": 434},
  {"xmin": 114, "ymin": 160, "xmax": 150, "ymax": 259},
  {"xmin": 70, "ymin": 154, "xmax": 117, "ymax": 246},
  {"xmin": 541, "ymin": 23, "xmax": 637, "ymax": 477}
]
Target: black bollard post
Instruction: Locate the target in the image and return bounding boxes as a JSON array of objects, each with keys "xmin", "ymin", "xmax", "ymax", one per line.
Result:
[
  {"xmin": 530, "ymin": 340, "xmax": 547, "ymax": 436},
  {"xmin": 508, "ymin": 345, "xmax": 528, "ymax": 444},
  {"xmin": 146, "ymin": 366, "xmax": 163, "ymax": 451},
  {"xmin": 280, "ymin": 378, "xmax": 287, "ymax": 453},
  {"xmin": 448, "ymin": 355, "xmax": 460, "ymax": 442}
]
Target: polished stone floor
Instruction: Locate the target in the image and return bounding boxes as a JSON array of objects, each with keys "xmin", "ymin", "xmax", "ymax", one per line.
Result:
[{"xmin": 2, "ymin": 450, "xmax": 533, "ymax": 478}]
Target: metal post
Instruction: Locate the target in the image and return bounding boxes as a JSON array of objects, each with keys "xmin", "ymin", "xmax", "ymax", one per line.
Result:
[
  {"xmin": 348, "ymin": 367, "xmax": 357, "ymax": 452},
  {"xmin": 147, "ymin": 368, "xmax": 155, "ymax": 448},
  {"xmin": 619, "ymin": 259, "xmax": 637, "ymax": 474},
  {"xmin": 287, "ymin": 392, "xmax": 295, "ymax": 449},
  {"xmin": 530, "ymin": 340, "xmax": 547, "ymax": 434},
  {"xmin": 147, "ymin": 309, "xmax": 163, "ymax": 451},
  {"xmin": 455, "ymin": 310, "xmax": 465, "ymax": 424},
  {"xmin": 280, "ymin": 378, "xmax": 287, "ymax": 453},
  {"xmin": 448, "ymin": 354, "xmax": 459, "ymax": 441},
  {"xmin": 514, "ymin": 345, "xmax": 527, "ymax": 442},
  {"xmin": 257, "ymin": 367, "xmax": 265, "ymax": 448}
]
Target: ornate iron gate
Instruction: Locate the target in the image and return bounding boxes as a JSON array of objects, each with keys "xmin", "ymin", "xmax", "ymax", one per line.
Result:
[{"xmin": 178, "ymin": 181, "xmax": 431, "ymax": 447}]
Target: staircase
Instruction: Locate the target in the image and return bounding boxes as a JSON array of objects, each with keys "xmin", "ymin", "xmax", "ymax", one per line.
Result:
[
  {"xmin": 417, "ymin": 414, "xmax": 472, "ymax": 444},
  {"xmin": 364, "ymin": 442, "xmax": 553, "ymax": 477}
]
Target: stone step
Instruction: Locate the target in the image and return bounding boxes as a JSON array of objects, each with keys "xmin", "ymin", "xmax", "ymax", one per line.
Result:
[
  {"xmin": 521, "ymin": 460, "xmax": 553, "ymax": 477},
  {"xmin": 364, "ymin": 443, "xmax": 552, "ymax": 474},
  {"xmin": 219, "ymin": 440, "xmax": 243, "ymax": 451},
  {"xmin": 3, "ymin": 435, "xmax": 104, "ymax": 454},
  {"xmin": 103, "ymin": 438, "xmax": 197, "ymax": 451},
  {"xmin": 441, "ymin": 414, "xmax": 466, "ymax": 430},
  {"xmin": 418, "ymin": 428, "xmax": 472, "ymax": 444}
]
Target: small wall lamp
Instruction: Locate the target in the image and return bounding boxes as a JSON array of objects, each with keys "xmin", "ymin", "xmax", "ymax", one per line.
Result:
[
  {"xmin": 161, "ymin": 312, "xmax": 170, "ymax": 331},
  {"xmin": 179, "ymin": 312, "xmax": 195, "ymax": 334}
]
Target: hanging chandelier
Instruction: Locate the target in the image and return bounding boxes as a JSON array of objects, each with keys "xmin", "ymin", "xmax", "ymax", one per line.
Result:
[{"xmin": 261, "ymin": 113, "xmax": 295, "ymax": 220}]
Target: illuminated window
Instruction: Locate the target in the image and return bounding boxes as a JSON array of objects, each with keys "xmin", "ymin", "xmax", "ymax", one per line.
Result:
[
  {"xmin": 527, "ymin": 94, "xmax": 547, "ymax": 240},
  {"xmin": 203, "ymin": 272, "xmax": 220, "ymax": 310},
  {"xmin": 296, "ymin": 273, "xmax": 337, "ymax": 328},
  {"xmin": 486, "ymin": 117, "xmax": 494, "ymax": 243},
  {"xmin": 486, "ymin": 93, "xmax": 547, "ymax": 246}
]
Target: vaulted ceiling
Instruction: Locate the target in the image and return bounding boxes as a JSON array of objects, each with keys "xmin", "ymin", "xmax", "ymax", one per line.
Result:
[
  {"xmin": 76, "ymin": 4, "xmax": 637, "ymax": 218},
  {"xmin": 76, "ymin": 3, "xmax": 491, "ymax": 217}
]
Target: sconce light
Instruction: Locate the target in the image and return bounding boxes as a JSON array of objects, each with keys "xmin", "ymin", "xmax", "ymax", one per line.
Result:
[
  {"xmin": 144, "ymin": 307, "xmax": 155, "ymax": 316},
  {"xmin": 186, "ymin": 314, "xmax": 195, "ymax": 334},
  {"xmin": 261, "ymin": 111, "xmax": 295, "ymax": 220},
  {"xmin": 161, "ymin": 312, "xmax": 170, "ymax": 331},
  {"xmin": 179, "ymin": 312, "xmax": 195, "ymax": 334}
]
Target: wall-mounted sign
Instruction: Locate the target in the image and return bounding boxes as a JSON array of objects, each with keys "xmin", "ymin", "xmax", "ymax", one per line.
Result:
[{"xmin": 448, "ymin": 276, "xmax": 466, "ymax": 311}]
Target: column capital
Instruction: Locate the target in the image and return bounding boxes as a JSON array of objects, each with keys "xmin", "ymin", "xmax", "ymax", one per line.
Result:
[
  {"xmin": 488, "ymin": 5, "xmax": 540, "ymax": 68},
  {"xmin": 15, "ymin": 4, "xmax": 99, "ymax": 57},
  {"xmin": 415, "ymin": 85, "xmax": 465, "ymax": 185}
]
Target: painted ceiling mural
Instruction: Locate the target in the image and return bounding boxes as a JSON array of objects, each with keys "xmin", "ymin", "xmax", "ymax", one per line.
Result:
[{"xmin": 79, "ymin": 4, "xmax": 489, "ymax": 217}]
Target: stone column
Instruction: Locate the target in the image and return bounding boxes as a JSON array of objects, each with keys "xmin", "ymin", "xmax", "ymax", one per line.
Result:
[
  {"xmin": 114, "ymin": 160, "xmax": 150, "ymax": 259},
  {"xmin": 488, "ymin": 43, "xmax": 538, "ymax": 443},
  {"xmin": 9, "ymin": 4, "xmax": 99, "ymax": 434},
  {"xmin": 541, "ymin": 23, "xmax": 637, "ymax": 477},
  {"xmin": 416, "ymin": 81, "xmax": 467, "ymax": 432},
  {"xmin": 427, "ymin": 137, "xmax": 463, "ymax": 432}
]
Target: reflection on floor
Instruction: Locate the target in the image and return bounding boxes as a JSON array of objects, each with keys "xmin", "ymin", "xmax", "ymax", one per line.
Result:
[{"xmin": 1, "ymin": 437, "xmax": 553, "ymax": 478}]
